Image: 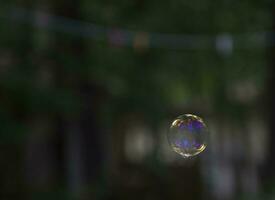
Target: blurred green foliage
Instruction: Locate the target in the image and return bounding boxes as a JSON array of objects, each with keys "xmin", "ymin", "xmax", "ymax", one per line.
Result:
[
  {"xmin": 0, "ymin": 1, "xmax": 271, "ymax": 124},
  {"xmin": 0, "ymin": 1, "xmax": 273, "ymax": 199}
]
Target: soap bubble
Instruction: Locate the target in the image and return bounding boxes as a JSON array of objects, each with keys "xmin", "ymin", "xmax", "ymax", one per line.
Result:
[{"xmin": 167, "ymin": 114, "xmax": 208, "ymax": 158}]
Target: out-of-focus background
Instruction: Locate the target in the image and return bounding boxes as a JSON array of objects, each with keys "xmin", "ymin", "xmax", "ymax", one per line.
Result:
[{"xmin": 0, "ymin": 1, "xmax": 275, "ymax": 200}]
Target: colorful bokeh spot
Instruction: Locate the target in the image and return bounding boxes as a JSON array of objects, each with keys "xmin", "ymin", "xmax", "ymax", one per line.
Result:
[{"xmin": 167, "ymin": 114, "xmax": 208, "ymax": 158}]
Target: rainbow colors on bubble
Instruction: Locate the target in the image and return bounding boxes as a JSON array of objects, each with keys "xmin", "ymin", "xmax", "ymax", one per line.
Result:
[{"xmin": 167, "ymin": 114, "xmax": 208, "ymax": 158}]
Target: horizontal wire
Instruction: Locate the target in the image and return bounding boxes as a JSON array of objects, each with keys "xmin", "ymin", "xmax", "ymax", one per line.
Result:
[{"xmin": 0, "ymin": 6, "xmax": 271, "ymax": 51}]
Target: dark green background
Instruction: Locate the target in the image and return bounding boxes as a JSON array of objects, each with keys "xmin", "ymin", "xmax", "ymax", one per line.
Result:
[{"xmin": 0, "ymin": 1, "xmax": 274, "ymax": 199}]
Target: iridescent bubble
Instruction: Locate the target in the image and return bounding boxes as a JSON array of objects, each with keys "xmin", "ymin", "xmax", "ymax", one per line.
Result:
[{"xmin": 167, "ymin": 114, "xmax": 208, "ymax": 158}]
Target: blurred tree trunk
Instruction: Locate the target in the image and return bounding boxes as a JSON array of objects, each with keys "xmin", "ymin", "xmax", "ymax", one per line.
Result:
[
  {"xmin": 51, "ymin": 1, "xmax": 104, "ymax": 197},
  {"xmin": 268, "ymin": 10, "xmax": 275, "ymax": 172},
  {"xmin": 24, "ymin": 2, "xmax": 105, "ymax": 198},
  {"xmin": 25, "ymin": 2, "xmax": 61, "ymax": 196},
  {"xmin": 262, "ymin": 5, "xmax": 275, "ymax": 188}
]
